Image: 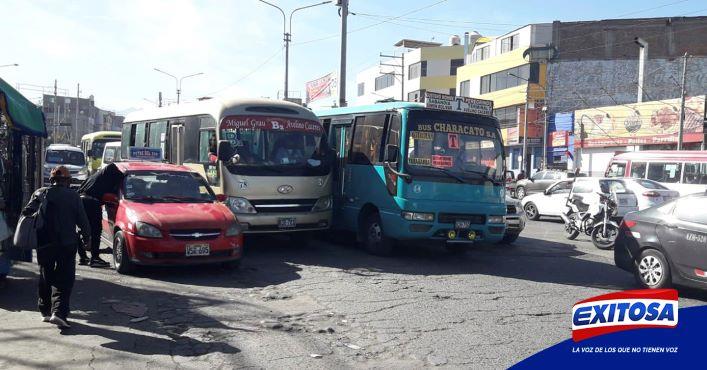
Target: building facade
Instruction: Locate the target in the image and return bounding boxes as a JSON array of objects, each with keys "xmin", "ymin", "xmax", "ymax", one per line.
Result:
[
  {"xmin": 456, "ymin": 24, "xmax": 553, "ymax": 175},
  {"xmin": 42, "ymin": 94, "xmax": 124, "ymax": 145},
  {"xmin": 545, "ymin": 16, "xmax": 707, "ymax": 175},
  {"xmin": 355, "ymin": 39, "xmax": 467, "ymax": 106}
]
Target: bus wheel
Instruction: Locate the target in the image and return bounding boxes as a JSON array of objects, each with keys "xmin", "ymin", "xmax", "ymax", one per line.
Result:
[{"xmin": 360, "ymin": 213, "xmax": 393, "ymax": 256}]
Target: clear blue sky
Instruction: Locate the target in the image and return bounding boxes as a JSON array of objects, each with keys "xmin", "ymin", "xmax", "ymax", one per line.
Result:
[{"xmin": 0, "ymin": 0, "xmax": 704, "ymax": 113}]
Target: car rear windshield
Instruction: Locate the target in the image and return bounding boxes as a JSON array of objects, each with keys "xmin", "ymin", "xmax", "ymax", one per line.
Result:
[
  {"xmin": 633, "ymin": 179, "xmax": 668, "ymax": 190},
  {"xmin": 124, "ymin": 171, "xmax": 215, "ymax": 202}
]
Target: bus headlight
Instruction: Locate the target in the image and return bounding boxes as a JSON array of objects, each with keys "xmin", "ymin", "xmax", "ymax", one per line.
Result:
[
  {"xmin": 312, "ymin": 195, "xmax": 333, "ymax": 211},
  {"xmin": 79, "ymin": 167, "xmax": 88, "ymax": 175},
  {"xmin": 226, "ymin": 197, "xmax": 256, "ymax": 214},
  {"xmin": 402, "ymin": 211, "xmax": 435, "ymax": 222},
  {"xmin": 135, "ymin": 222, "xmax": 163, "ymax": 238},
  {"xmin": 225, "ymin": 222, "xmax": 242, "ymax": 236},
  {"xmin": 488, "ymin": 215, "xmax": 505, "ymax": 224}
]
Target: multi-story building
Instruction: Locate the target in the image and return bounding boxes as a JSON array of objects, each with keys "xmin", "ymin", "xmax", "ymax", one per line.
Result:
[
  {"xmin": 456, "ymin": 23, "xmax": 553, "ymax": 176},
  {"xmin": 545, "ymin": 16, "xmax": 707, "ymax": 175},
  {"xmin": 42, "ymin": 94, "xmax": 124, "ymax": 145},
  {"xmin": 355, "ymin": 38, "xmax": 471, "ymax": 106}
]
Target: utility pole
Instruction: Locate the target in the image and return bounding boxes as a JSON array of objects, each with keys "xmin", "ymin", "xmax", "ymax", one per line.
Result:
[
  {"xmin": 677, "ymin": 52, "xmax": 688, "ymax": 150},
  {"xmin": 338, "ymin": 0, "xmax": 348, "ymax": 107},
  {"xmin": 379, "ymin": 52, "xmax": 405, "ymax": 100},
  {"xmin": 542, "ymin": 106, "xmax": 548, "ymax": 170},
  {"xmin": 158, "ymin": 92, "xmax": 163, "ymax": 107},
  {"xmin": 53, "ymin": 79, "xmax": 58, "ymax": 144},
  {"xmin": 75, "ymin": 83, "xmax": 80, "ymax": 145}
]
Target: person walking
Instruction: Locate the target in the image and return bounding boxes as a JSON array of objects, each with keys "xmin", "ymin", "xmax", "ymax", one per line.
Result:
[
  {"xmin": 76, "ymin": 163, "xmax": 124, "ymax": 268},
  {"xmin": 22, "ymin": 166, "xmax": 91, "ymax": 329}
]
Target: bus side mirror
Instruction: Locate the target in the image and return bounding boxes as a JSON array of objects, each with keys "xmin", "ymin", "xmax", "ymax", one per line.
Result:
[
  {"xmin": 217, "ymin": 140, "xmax": 233, "ymax": 161},
  {"xmin": 86, "ymin": 149, "xmax": 93, "ymax": 157},
  {"xmin": 384, "ymin": 144, "xmax": 399, "ymax": 163}
]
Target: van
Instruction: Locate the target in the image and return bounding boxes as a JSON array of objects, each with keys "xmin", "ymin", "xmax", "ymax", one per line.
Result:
[
  {"xmin": 605, "ymin": 151, "xmax": 707, "ymax": 196},
  {"xmin": 44, "ymin": 144, "xmax": 88, "ymax": 188},
  {"xmin": 100, "ymin": 141, "xmax": 122, "ymax": 170}
]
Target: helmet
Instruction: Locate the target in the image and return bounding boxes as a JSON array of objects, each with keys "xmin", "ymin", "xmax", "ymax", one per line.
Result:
[{"xmin": 50, "ymin": 165, "xmax": 71, "ymax": 180}]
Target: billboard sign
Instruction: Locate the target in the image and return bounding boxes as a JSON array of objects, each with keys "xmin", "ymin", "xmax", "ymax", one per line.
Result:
[{"xmin": 305, "ymin": 72, "xmax": 337, "ymax": 103}]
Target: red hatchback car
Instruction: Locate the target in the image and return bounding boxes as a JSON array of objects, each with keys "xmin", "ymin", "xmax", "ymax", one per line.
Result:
[{"xmin": 101, "ymin": 162, "xmax": 243, "ymax": 274}]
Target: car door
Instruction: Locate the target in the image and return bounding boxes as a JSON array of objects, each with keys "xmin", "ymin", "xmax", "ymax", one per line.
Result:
[
  {"xmin": 526, "ymin": 171, "xmax": 546, "ymax": 194},
  {"xmin": 656, "ymin": 196, "xmax": 707, "ymax": 275},
  {"xmin": 543, "ymin": 180, "xmax": 573, "ymax": 216}
]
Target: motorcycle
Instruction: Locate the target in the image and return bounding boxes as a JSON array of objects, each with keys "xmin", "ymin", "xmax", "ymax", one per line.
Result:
[{"xmin": 561, "ymin": 192, "xmax": 619, "ymax": 250}]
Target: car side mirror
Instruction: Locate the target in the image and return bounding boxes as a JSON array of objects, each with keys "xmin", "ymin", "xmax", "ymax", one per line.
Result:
[
  {"xmin": 384, "ymin": 144, "xmax": 399, "ymax": 163},
  {"xmin": 216, "ymin": 194, "xmax": 227, "ymax": 202},
  {"xmin": 102, "ymin": 193, "xmax": 119, "ymax": 204},
  {"xmin": 504, "ymin": 170, "xmax": 515, "ymax": 181},
  {"xmin": 217, "ymin": 140, "xmax": 233, "ymax": 161},
  {"xmin": 543, "ymin": 189, "xmax": 550, "ymax": 195}
]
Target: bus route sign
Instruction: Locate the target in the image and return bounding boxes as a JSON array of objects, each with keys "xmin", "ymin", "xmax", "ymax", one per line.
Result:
[
  {"xmin": 425, "ymin": 92, "xmax": 494, "ymax": 116},
  {"xmin": 128, "ymin": 147, "xmax": 162, "ymax": 161}
]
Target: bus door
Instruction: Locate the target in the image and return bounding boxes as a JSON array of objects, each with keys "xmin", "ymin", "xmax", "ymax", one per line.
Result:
[
  {"xmin": 329, "ymin": 117, "xmax": 353, "ymax": 219},
  {"xmin": 169, "ymin": 123, "xmax": 184, "ymax": 165}
]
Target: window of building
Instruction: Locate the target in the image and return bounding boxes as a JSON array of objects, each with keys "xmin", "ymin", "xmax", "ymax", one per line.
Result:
[
  {"xmin": 350, "ymin": 114, "xmax": 387, "ymax": 165},
  {"xmin": 375, "ymin": 74, "xmax": 395, "ymax": 91},
  {"xmin": 501, "ymin": 34, "xmax": 520, "ymax": 53},
  {"xmin": 480, "ymin": 75, "xmax": 490, "ymax": 94},
  {"xmin": 479, "ymin": 63, "xmax": 538, "ymax": 95},
  {"xmin": 493, "ymin": 105, "xmax": 520, "ymax": 128},
  {"xmin": 408, "ymin": 61, "xmax": 427, "ymax": 80},
  {"xmin": 450, "ymin": 58, "xmax": 464, "ymax": 76},
  {"xmin": 472, "ymin": 45, "xmax": 490, "ymax": 62},
  {"xmin": 357, "ymin": 82, "xmax": 365, "ymax": 96},
  {"xmin": 407, "ymin": 89, "xmax": 426, "ymax": 102},
  {"xmin": 459, "ymin": 80, "xmax": 470, "ymax": 97},
  {"xmin": 647, "ymin": 162, "xmax": 681, "ymax": 183},
  {"xmin": 449, "ymin": 88, "xmax": 456, "ymax": 96}
]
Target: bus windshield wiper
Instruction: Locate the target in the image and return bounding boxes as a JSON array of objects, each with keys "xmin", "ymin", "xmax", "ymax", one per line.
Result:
[
  {"xmin": 128, "ymin": 195, "xmax": 161, "ymax": 203},
  {"xmin": 463, "ymin": 169, "xmax": 502, "ymax": 186},
  {"xmin": 418, "ymin": 165, "xmax": 468, "ymax": 184},
  {"xmin": 162, "ymin": 195, "xmax": 210, "ymax": 203}
]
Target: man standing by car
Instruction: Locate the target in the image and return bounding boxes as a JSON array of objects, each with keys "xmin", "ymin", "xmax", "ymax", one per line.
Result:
[
  {"xmin": 77, "ymin": 163, "xmax": 124, "ymax": 267},
  {"xmin": 22, "ymin": 166, "xmax": 91, "ymax": 329}
]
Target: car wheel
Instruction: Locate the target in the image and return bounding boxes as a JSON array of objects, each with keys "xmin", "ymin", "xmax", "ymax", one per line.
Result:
[
  {"xmin": 516, "ymin": 186, "xmax": 526, "ymax": 199},
  {"xmin": 635, "ymin": 249, "xmax": 672, "ymax": 289},
  {"xmin": 523, "ymin": 202, "xmax": 539, "ymax": 220},
  {"xmin": 113, "ymin": 231, "xmax": 135, "ymax": 275},
  {"xmin": 359, "ymin": 212, "xmax": 394, "ymax": 256}
]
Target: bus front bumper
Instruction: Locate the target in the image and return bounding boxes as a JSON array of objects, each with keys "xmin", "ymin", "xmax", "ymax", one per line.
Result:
[{"xmin": 236, "ymin": 210, "xmax": 332, "ymax": 234}]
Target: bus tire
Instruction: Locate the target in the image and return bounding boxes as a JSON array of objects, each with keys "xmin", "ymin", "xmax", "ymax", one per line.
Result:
[{"xmin": 360, "ymin": 212, "xmax": 394, "ymax": 256}]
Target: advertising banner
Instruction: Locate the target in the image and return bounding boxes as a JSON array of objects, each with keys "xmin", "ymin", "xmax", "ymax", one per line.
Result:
[
  {"xmin": 551, "ymin": 131, "xmax": 569, "ymax": 147},
  {"xmin": 425, "ymin": 92, "xmax": 494, "ymax": 116},
  {"xmin": 305, "ymin": 72, "xmax": 337, "ymax": 103},
  {"xmin": 575, "ymin": 95, "xmax": 705, "ymax": 148}
]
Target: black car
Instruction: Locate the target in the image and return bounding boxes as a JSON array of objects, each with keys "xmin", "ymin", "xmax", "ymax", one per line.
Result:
[{"xmin": 614, "ymin": 193, "xmax": 707, "ymax": 290}]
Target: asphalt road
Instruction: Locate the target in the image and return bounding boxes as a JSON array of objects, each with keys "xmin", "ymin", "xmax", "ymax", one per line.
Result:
[{"xmin": 1, "ymin": 219, "xmax": 705, "ymax": 369}]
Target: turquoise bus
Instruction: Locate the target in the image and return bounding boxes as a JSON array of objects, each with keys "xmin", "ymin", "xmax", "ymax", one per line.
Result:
[{"xmin": 316, "ymin": 93, "xmax": 506, "ymax": 254}]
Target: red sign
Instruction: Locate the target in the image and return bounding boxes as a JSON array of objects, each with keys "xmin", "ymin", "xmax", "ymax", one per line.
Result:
[
  {"xmin": 551, "ymin": 131, "xmax": 568, "ymax": 147},
  {"xmin": 305, "ymin": 73, "xmax": 337, "ymax": 103},
  {"xmin": 220, "ymin": 115, "xmax": 323, "ymax": 134},
  {"xmin": 431, "ymin": 155, "xmax": 453, "ymax": 168},
  {"xmin": 448, "ymin": 133, "xmax": 459, "ymax": 149}
]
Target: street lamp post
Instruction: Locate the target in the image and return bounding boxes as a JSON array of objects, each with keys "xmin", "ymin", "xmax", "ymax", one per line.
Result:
[
  {"xmin": 259, "ymin": 0, "xmax": 331, "ymax": 100},
  {"xmin": 153, "ymin": 68, "xmax": 204, "ymax": 104},
  {"xmin": 0, "ymin": 63, "xmax": 19, "ymax": 68},
  {"xmin": 509, "ymin": 72, "xmax": 548, "ymax": 174}
]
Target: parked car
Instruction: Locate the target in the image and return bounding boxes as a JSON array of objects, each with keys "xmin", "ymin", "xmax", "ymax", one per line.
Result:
[
  {"xmin": 501, "ymin": 195, "xmax": 525, "ymax": 244},
  {"xmin": 514, "ymin": 170, "xmax": 585, "ymax": 199},
  {"xmin": 615, "ymin": 192, "xmax": 707, "ymax": 289},
  {"xmin": 521, "ymin": 177, "xmax": 639, "ymax": 221},
  {"xmin": 621, "ymin": 178, "xmax": 680, "ymax": 210},
  {"xmin": 101, "ymin": 162, "xmax": 243, "ymax": 274},
  {"xmin": 43, "ymin": 144, "xmax": 88, "ymax": 188}
]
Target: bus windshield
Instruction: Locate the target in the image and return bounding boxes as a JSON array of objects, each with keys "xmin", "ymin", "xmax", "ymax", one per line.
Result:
[
  {"xmin": 406, "ymin": 111, "xmax": 504, "ymax": 183},
  {"xmin": 219, "ymin": 115, "xmax": 330, "ymax": 175}
]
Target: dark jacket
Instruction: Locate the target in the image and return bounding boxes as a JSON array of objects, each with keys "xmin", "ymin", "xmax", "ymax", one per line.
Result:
[
  {"xmin": 22, "ymin": 185, "xmax": 91, "ymax": 248},
  {"xmin": 77, "ymin": 163, "xmax": 125, "ymax": 199}
]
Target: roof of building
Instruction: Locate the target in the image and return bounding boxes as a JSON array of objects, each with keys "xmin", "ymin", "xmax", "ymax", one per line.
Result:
[
  {"xmin": 394, "ymin": 39, "xmax": 443, "ymax": 48},
  {"xmin": 315, "ymin": 101, "xmax": 425, "ymax": 117},
  {"xmin": 115, "ymin": 161, "xmax": 193, "ymax": 173}
]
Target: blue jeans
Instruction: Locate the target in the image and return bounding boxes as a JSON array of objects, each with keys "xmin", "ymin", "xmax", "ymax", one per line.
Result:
[{"xmin": 0, "ymin": 252, "xmax": 10, "ymax": 276}]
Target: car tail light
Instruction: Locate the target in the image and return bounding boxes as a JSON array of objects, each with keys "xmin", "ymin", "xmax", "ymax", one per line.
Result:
[
  {"xmin": 622, "ymin": 220, "xmax": 637, "ymax": 228},
  {"xmin": 642, "ymin": 191, "xmax": 661, "ymax": 197}
]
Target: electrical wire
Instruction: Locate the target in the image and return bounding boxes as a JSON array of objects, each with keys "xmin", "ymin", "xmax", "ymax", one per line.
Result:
[{"xmin": 203, "ymin": 47, "xmax": 284, "ymax": 96}]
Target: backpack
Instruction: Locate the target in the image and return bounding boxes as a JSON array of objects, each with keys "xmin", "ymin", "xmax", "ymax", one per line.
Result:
[{"xmin": 13, "ymin": 188, "xmax": 49, "ymax": 250}]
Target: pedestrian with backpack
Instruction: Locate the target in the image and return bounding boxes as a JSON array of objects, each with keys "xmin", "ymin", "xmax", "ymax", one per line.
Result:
[{"xmin": 21, "ymin": 166, "xmax": 91, "ymax": 329}]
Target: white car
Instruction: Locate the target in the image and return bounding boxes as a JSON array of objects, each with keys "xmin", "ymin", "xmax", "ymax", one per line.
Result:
[
  {"xmin": 521, "ymin": 180, "xmax": 573, "ymax": 220},
  {"xmin": 620, "ymin": 178, "xmax": 680, "ymax": 210},
  {"xmin": 43, "ymin": 144, "xmax": 89, "ymax": 188},
  {"xmin": 521, "ymin": 178, "xmax": 640, "ymax": 220}
]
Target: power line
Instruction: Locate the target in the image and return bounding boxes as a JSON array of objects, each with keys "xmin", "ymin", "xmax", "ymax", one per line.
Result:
[{"xmin": 204, "ymin": 47, "xmax": 284, "ymax": 96}]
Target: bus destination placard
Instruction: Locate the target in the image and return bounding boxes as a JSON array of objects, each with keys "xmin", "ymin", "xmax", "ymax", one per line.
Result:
[
  {"xmin": 128, "ymin": 147, "xmax": 162, "ymax": 161},
  {"xmin": 425, "ymin": 92, "xmax": 494, "ymax": 116},
  {"xmin": 220, "ymin": 115, "xmax": 323, "ymax": 134}
]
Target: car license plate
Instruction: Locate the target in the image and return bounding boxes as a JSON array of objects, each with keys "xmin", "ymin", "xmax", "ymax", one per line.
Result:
[
  {"xmin": 455, "ymin": 220, "xmax": 471, "ymax": 229},
  {"xmin": 185, "ymin": 244, "xmax": 210, "ymax": 257},
  {"xmin": 278, "ymin": 217, "xmax": 297, "ymax": 229}
]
